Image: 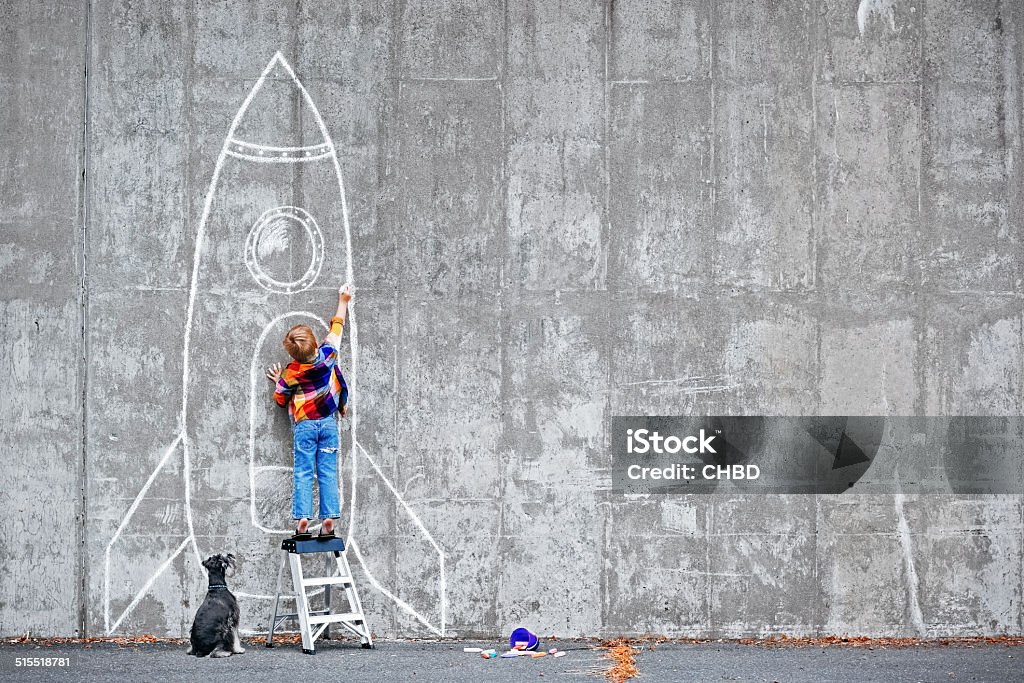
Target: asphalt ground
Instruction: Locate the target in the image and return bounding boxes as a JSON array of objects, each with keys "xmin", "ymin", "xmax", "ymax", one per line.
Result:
[{"xmin": 1, "ymin": 638, "xmax": 1022, "ymax": 682}]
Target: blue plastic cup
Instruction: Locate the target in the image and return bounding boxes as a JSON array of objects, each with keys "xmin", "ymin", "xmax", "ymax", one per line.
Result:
[{"xmin": 509, "ymin": 627, "xmax": 539, "ymax": 651}]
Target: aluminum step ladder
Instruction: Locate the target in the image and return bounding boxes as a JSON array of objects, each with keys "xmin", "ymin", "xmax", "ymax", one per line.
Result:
[{"xmin": 266, "ymin": 535, "xmax": 373, "ymax": 654}]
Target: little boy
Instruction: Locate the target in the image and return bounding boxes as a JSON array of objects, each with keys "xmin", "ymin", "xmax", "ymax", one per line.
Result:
[{"xmin": 265, "ymin": 283, "xmax": 352, "ymax": 538}]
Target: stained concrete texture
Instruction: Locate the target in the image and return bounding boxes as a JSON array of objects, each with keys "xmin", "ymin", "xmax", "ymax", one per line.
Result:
[{"xmin": 2, "ymin": 0, "xmax": 1024, "ymax": 640}]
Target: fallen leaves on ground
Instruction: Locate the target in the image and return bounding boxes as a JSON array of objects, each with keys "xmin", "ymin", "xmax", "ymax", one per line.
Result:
[
  {"xmin": 598, "ymin": 634, "xmax": 1024, "ymax": 649},
  {"xmin": 599, "ymin": 638, "xmax": 640, "ymax": 683},
  {"xmin": 732, "ymin": 635, "xmax": 1024, "ymax": 649},
  {"xmin": 251, "ymin": 633, "xmax": 302, "ymax": 645},
  {"xmin": 2, "ymin": 634, "xmax": 184, "ymax": 648}
]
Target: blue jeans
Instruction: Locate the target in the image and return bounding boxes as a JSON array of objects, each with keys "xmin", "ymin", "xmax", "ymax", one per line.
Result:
[{"xmin": 292, "ymin": 414, "xmax": 341, "ymax": 520}]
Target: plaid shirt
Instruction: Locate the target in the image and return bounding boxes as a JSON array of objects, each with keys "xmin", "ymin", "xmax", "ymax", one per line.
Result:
[{"xmin": 274, "ymin": 319, "xmax": 348, "ymax": 423}]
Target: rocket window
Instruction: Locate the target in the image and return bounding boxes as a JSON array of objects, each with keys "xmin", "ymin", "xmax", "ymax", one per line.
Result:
[{"xmin": 245, "ymin": 205, "xmax": 324, "ymax": 294}]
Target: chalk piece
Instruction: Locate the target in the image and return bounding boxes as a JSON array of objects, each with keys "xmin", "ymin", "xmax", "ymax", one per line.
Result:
[
  {"xmin": 481, "ymin": 651, "xmax": 497, "ymax": 659},
  {"xmin": 500, "ymin": 651, "xmax": 520, "ymax": 658},
  {"xmin": 514, "ymin": 641, "xmax": 529, "ymax": 649},
  {"xmin": 531, "ymin": 652, "xmax": 547, "ymax": 658},
  {"xmin": 548, "ymin": 648, "xmax": 558, "ymax": 654},
  {"xmin": 463, "ymin": 647, "xmax": 482, "ymax": 653},
  {"xmin": 553, "ymin": 651, "xmax": 566, "ymax": 658}
]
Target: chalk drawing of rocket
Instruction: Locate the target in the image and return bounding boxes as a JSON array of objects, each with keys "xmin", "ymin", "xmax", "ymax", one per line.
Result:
[{"xmin": 105, "ymin": 53, "xmax": 445, "ymax": 637}]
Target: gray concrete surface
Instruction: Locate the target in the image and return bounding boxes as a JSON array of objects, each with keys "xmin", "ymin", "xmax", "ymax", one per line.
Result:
[
  {"xmin": 2, "ymin": 0, "xmax": 1024, "ymax": 641},
  {"xmin": 2, "ymin": 641, "xmax": 1023, "ymax": 683}
]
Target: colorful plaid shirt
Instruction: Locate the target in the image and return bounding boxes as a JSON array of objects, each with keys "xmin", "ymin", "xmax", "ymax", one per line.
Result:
[{"xmin": 274, "ymin": 319, "xmax": 348, "ymax": 423}]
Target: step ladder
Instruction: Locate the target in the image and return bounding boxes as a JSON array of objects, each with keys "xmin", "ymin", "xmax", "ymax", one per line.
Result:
[{"xmin": 265, "ymin": 535, "xmax": 373, "ymax": 654}]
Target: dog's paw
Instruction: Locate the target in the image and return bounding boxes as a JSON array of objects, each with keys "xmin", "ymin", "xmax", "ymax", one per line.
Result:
[
  {"xmin": 233, "ymin": 647, "xmax": 246, "ymax": 654},
  {"xmin": 209, "ymin": 650, "xmax": 233, "ymax": 658}
]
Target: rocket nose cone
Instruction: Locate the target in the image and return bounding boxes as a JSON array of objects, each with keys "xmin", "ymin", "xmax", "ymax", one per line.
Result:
[{"xmin": 229, "ymin": 53, "xmax": 328, "ymax": 151}]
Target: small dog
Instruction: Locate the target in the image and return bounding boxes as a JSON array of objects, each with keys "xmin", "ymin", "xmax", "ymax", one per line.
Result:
[{"xmin": 187, "ymin": 554, "xmax": 245, "ymax": 658}]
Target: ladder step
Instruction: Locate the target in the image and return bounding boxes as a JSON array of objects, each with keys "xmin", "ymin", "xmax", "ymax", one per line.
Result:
[
  {"xmin": 302, "ymin": 575, "xmax": 353, "ymax": 587},
  {"xmin": 308, "ymin": 612, "xmax": 363, "ymax": 626}
]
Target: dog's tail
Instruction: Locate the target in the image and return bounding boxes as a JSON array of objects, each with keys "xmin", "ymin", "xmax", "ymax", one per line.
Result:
[{"xmin": 104, "ymin": 434, "xmax": 191, "ymax": 635}]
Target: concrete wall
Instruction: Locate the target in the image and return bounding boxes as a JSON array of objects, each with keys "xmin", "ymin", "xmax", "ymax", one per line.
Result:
[{"xmin": 2, "ymin": 0, "xmax": 1023, "ymax": 639}]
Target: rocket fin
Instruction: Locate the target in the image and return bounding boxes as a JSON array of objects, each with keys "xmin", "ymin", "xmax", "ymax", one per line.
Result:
[
  {"xmin": 349, "ymin": 441, "xmax": 446, "ymax": 637},
  {"xmin": 104, "ymin": 434, "xmax": 192, "ymax": 634}
]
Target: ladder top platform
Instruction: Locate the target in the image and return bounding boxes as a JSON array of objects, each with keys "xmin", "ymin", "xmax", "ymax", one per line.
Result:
[{"xmin": 281, "ymin": 536, "xmax": 347, "ymax": 554}]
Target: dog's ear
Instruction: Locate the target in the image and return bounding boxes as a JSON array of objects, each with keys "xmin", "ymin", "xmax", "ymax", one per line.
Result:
[{"xmin": 201, "ymin": 556, "xmax": 216, "ymax": 571}]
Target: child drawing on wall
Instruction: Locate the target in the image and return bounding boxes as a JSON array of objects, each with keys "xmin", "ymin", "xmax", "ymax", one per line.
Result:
[{"xmin": 265, "ymin": 284, "xmax": 352, "ymax": 538}]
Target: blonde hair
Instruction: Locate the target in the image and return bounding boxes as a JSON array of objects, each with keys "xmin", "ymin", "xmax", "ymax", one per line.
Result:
[{"xmin": 283, "ymin": 324, "xmax": 317, "ymax": 362}]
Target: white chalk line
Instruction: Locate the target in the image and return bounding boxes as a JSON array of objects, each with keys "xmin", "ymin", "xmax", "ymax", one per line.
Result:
[
  {"xmin": 228, "ymin": 139, "xmax": 333, "ymax": 153},
  {"xmin": 225, "ymin": 149, "xmax": 334, "ymax": 163},
  {"xmin": 857, "ymin": 0, "xmax": 898, "ymax": 36},
  {"xmin": 245, "ymin": 206, "xmax": 324, "ymax": 294},
  {"xmin": 107, "ymin": 538, "xmax": 190, "ymax": 634},
  {"xmin": 894, "ymin": 468, "xmax": 926, "ymax": 635},
  {"xmin": 352, "ymin": 441, "xmax": 447, "ymax": 637},
  {"xmin": 104, "ymin": 434, "xmax": 183, "ymax": 634},
  {"xmin": 405, "ymin": 75, "xmax": 498, "ymax": 82},
  {"xmin": 348, "ymin": 537, "xmax": 443, "ymax": 637},
  {"xmin": 255, "ymin": 220, "xmax": 290, "ymax": 258},
  {"xmin": 605, "ymin": 374, "xmax": 738, "ymax": 395},
  {"xmin": 355, "ymin": 441, "xmax": 446, "ymax": 570},
  {"xmin": 226, "ymin": 137, "xmax": 334, "ymax": 163},
  {"xmin": 617, "ymin": 374, "xmax": 730, "ymax": 387}
]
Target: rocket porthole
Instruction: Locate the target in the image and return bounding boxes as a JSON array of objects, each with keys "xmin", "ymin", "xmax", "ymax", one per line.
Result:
[{"xmin": 245, "ymin": 205, "xmax": 325, "ymax": 294}]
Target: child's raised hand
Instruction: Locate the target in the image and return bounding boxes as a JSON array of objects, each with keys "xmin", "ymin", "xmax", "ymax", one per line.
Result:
[
  {"xmin": 265, "ymin": 362, "xmax": 283, "ymax": 382},
  {"xmin": 338, "ymin": 283, "xmax": 353, "ymax": 304}
]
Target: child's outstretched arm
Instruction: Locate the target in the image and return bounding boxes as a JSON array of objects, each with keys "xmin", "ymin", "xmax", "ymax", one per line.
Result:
[{"xmin": 325, "ymin": 283, "xmax": 352, "ymax": 349}]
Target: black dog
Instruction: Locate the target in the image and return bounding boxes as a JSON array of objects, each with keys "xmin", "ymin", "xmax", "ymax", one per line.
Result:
[{"xmin": 187, "ymin": 554, "xmax": 244, "ymax": 658}]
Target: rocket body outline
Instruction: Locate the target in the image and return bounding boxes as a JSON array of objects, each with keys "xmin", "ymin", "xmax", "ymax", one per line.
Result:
[{"xmin": 104, "ymin": 52, "xmax": 445, "ymax": 638}]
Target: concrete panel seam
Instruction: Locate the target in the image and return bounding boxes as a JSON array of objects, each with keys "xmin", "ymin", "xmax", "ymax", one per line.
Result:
[{"xmin": 75, "ymin": 0, "xmax": 94, "ymax": 639}]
